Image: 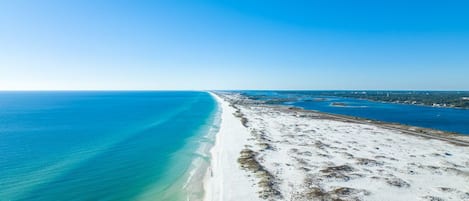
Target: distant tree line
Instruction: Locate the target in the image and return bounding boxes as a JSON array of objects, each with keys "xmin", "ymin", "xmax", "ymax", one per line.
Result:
[
  {"xmin": 241, "ymin": 91, "xmax": 469, "ymax": 109},
  {"xmin": 323, "ymin": 91, "xmax": 469, "ymax": 109}
]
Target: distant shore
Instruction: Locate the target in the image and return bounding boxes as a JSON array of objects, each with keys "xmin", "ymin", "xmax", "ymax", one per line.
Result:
[
  {"xmin": 340, "ymin": 96, "xmax": 469, "ymax": 110},
  {"xmin": 282, "ymin": 106, "xmax": 469, "ymax": 146},
  {"xmin": 203, "ymin": 92, "xmax": 469, "ymax": 201},
  {"xmin": 297, "ymin": 91, "xmax": 469, "ymax": 110}
]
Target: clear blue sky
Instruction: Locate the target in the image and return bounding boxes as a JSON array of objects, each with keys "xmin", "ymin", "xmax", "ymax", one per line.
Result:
[{"xmin": 1, "ymin": 0, "xmax": 468, "ymax": 90}]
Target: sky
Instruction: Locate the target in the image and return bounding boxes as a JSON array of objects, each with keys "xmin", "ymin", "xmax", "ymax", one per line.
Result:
[{"xmin": 1, "ymin": 0, "xmax": 468, "ymax": 90}]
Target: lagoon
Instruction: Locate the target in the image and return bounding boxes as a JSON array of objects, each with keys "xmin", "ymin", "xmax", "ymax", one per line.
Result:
[{"xmin": 242, "ymin": 91, "xmax": 469, "ymax": 135}]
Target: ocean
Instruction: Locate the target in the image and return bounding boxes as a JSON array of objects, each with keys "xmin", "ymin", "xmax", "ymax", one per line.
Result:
[
  {"xmin": 242, "ymin": 91, "xmax": 469, "ymax": 135},
  {"xmin": 0, "ymin": 91, "xmax": 219, "ymax": 201}
]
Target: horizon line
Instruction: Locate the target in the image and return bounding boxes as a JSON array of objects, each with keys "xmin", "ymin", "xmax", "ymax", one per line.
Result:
[{"xmin": 0, "ymin": 89, "xmax": 468, "ymax": 92}]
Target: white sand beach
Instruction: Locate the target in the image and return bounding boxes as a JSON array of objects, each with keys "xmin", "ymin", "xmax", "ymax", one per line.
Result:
[
  {"xmin": 204, "ymin": 92, "xmax": 469, "ymax": 201},
  {"xmin": 204, "ymin": 93, "xmax": 263, "ymax": 201}
]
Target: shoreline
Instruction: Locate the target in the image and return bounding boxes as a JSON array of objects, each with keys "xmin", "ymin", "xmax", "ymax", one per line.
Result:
[
  {"xmin": 136, "ymin": 92, "xmax": 222, "ymax": 201},
  {"xmin": 203, "ymin": 92, "xmax": 468, "ymax": 201},
  {"xmin": 203, "ymin": 92, "xmax": 263, "ymax": 201},
  {"xmin": 331, "ymin": 96, "xmax": 469, "ymax": 110},
  {"xmin": 281, "ymin": 105, "xmax": 469, "ymax": 146},
  {"xmin": 182, "ymin": 109, "xmax": 221, "ymax": 201},
  {"xmin": 172, "ymin": 93, "xmax": 222, "ymax": 201}
]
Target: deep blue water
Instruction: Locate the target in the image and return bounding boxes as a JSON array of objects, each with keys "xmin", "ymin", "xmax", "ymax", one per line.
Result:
[
  {"xmin": 0, "ymin": 91, "xmax": 218, "ymax": 201},
  {"xmin": 242, "ymin": 91, "xmax": 469, "ymax": 135}
]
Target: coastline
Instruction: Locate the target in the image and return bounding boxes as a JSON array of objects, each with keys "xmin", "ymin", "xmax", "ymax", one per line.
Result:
[
  {"xmin": 171, "ymin": 92, "xmax": 222, "ymax": 201},
  {"xmin": 180, "ymin": 108, "xmax": 221, "ymax": 201},
  {"xmin": 203, "ymin": 92, "xmax": 469, "ymax": 201},
  {"xmin": 338, "ymin": 96, "xmax": 469, "ymax": 110},
  {"xmin": 283, "ymin": 106, "xmax": 469, "ymax": 145},
  {"xmin": 135, "ymin": 92, "xmax": 222, "ymax": 201},
  {"xmin": 203, "ymin": 92, "xmax": 263, "ymax": 201}
]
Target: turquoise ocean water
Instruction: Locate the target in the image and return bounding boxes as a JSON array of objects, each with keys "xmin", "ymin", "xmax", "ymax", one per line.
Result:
[{"xmin": 0, "ymin": 91, "xmax": 219, "ymax": 201}]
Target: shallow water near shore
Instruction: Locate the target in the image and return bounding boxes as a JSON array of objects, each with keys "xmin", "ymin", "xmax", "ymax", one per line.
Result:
[{"xmin": 0, "ymin": 91, "xmax": 219, "ymax": 201}]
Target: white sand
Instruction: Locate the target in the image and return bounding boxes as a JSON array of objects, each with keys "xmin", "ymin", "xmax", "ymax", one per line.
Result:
[
  {"xmin": 204, "ymin": 93, "xmax": 469, "ymax": 201},
  {"xmin": 203, "ymin": 93, "xmax": 263, "ymax": 201}
]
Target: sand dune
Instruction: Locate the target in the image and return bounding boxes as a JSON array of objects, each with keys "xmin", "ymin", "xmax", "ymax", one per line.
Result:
[{"xmin": 204, "ymin": 92, "xmax": 469, "ymax": 201}]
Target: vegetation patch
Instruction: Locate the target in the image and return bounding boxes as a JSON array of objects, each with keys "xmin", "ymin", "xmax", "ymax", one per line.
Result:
[
  {"xmin": 355, "ymin": 158, "xmax": 384, "ymax": 166},
  {"xmin": 385, "ymin": 177, "xmax": 410, "ymax": 188},
  {"xmin": 238, "ymin": 149, "xmax": 281, "ymax": 199},
  {"xmin": 320, "ymin": 165, "xmax": 357, "ymax": 181},
  {"xmin": 291, "ymin": 186, "xmax": 369, "ymax": 201}
]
